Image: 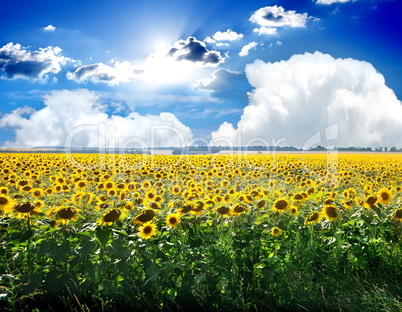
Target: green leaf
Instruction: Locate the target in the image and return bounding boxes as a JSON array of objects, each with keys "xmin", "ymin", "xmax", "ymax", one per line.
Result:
[
  {"xmin": 96, "ymin": 228, "xmax": 112, "ymax": 246},
  {"xmin": 44, "ymin": 272, "xmax": 69, "ymax": 294},
  {"xmin": 19, "ymin": 273, "xmax": 42, "ymax": 295},
  {"xmin": 194, "ymin": 273, "xmax": 206, "ymax": 284}
]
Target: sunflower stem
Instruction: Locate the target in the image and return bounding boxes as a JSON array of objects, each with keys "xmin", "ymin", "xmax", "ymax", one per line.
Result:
[{"xmin": 27, "ymin": 214, "xmax": 32, "ymax": 275}]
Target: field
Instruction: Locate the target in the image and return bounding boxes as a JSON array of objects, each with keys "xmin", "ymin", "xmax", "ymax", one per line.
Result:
[{"xmin": 1, "ymin": 152, "xmax": 402, "ymax": 311}]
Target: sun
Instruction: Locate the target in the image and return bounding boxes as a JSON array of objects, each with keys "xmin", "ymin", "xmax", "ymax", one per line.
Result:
[{"xmin": 139, "ymin": 47, "xmax": 207, "ymax": 86}]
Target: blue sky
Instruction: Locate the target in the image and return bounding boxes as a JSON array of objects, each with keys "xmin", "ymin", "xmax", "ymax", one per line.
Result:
[{"xmin": 0, "ymin": 0, "xmax": 401, "ymax": 148}]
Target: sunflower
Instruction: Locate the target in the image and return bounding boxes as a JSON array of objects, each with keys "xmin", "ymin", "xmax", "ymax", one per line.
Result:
[
  {"xmin": 322, "ymin": 205, "xmax": 341, "ymax": 221},
  {"xmin": 166, "ymin": 213, "xmax": 181, "ymax": 228},
  {"xmin": 107, "ymin": 188, "xmax": 118, "ymax": 197},
  {"xmin": 289, "ymin": 207, "xmax": 298, "ymax": 216},
  {"xmin": 272, "ymin": 198, "xmax": 289, "ymax": 213},
  {"xmin": 342, "ymin": 199, "xmax": 354, "ymax": 209},
  {"xmin": 215, "ymin": 205, "xmax": 231, "ymax": 217},
  {"xmin": 9, "ymin": 202, "xmax": 41, "ymax": 219},
  {"xmin": 293, "ymin": 193, "xmax": 304, "ymax": 201},
  {"xmin": 31, "ymin": 188, "xmax": 44, "ymax": 199},
  {"xmin": 126, "ymin": 183, "xmax": 136, "ymax": 192},
  {"xmin": 188, "ymin": 201, "xmax": 203, "ymax": 216},
  {"xmin": 179, "ymin": 204, "xmax": 193, "ymax": 215},
  {"xmin": 45, "ymin": 187, "xmax": 53, "ymax": 195},
  {"xmin": 0, "ymin": 187, "xmax": 9, "ymax": 196},
  {"xmin": 139, "ymin": 222, "xmax": 157, "ymax": 240},
  {"xmin": 377, "ymin": 188, "xmax": 392, "ymax": 205},
  {"xmin": 81, "ymin": 193, "xmax": 94, "ymax": 206},
  {"xmin": 271, "ymin": 227, "xmax": 282, "ymax": 237},
  {"xmin": 304, "ymin": 211, "xmax": 321, "ymax": 225},
  {"xmin": 75, "ymin": 180, "xmax": 87, "ymax": 190},
  {"xmin": 231, "ymin": 204, "xmax": 248, "ymax": 216},
  {"xmin": 145, "ymin": 189, "xmax": 157, "ymax": 202},
  {"xmin": 364, "ymin": 195, "xmax": 377, "ymax": 209},
  {"xmin": 256, "ymin": 199, "xmax": 266, "ymax": 209},
  {"xmin": 104, "ymin": 181, "xmax": 115, "ymax": 190},
  {"xmin": 0, "ymin": 196, "xmax": 15, "ymax": 212},
  {"xmin": 53, "ymin": 183, "xmax": 63, "ymax": 193},
  {"xmin": 169, "ymin": 185, "xmax": 180, "ymax": 196},
  {"xmin": 134, "ymin": 209, "xmax": 156, "ymax": 224},
  {"xmin": 393, "ymin": 208, "xmax": 402, "ymax": 221},
  {"xmin": 48, "ymin": 206, "xmax": 80, "ymax": 225},
  {"xmin": 98, "ymin": 209, "xmax": 122, "ymax": 226}
]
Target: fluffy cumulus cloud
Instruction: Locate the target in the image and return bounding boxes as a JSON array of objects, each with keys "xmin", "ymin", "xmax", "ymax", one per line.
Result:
[
  {"xmin": 211, "ymin": 52, "xmax": 402, "ymax": 148},
  {"xmin": 239, "ymin": 42, "xmax": 259, "ymax": 57},
  {"xmin": 0, "ymin": 42, "xmax": 71, "ymax": 81},
  {"xmin": 0, "ymin": 89, "xmax": 193, "ymax": 148},
  {"xmin": 212, "ymin": 29, "xmax": 243, "ymax": 41},
  {"xmin": 250, "ymin": 5, "xmax": 309, "ymax": 35},
  {"xmin": 42, "ymin": 25, "xmax": 56, "ymax": 32},
  {"xmin": 167, "ymin": 37, "xmax": 224, "ymax": 67},
  {"xmin": 67, "ymin": 61, "xmax": 143, "ymax": 86}
]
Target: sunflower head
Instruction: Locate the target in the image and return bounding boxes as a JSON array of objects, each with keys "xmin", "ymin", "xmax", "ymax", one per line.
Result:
[
  {"xmin": 305, "ymin": 211, "xmax": 321, "ymax": 225},
  {"xmin": 98, "ymin": 209, "xmax": 122, "ymax": 226},
  {"xmin": 139, "ymin": 222, "xmax": 157, "ymax": 240},
  {"xmin": 135, "ymin": 209, "xmax": 156, "ymax": 224},
  {"xmin": 215, "ymin": 205, "xmax": 231, "ymax": 217},
  {"xmin": 393, "ymin": 208, "xmax": 402, "ymax": 221},
  {"xmin": 166, "ymin": 213, "xmax": 181, "ymax": 228},
  {"xmin": 272, "ymin": 199, "xmax": 289, "ymax": 213},
  {"xmin": 271, "ymin": 227, "xmax": 282, "ymax": 237},
  {"xmin": 322, "ymin": 205, "xmax": 341, "ymax": 221},
  {"xmin": 377, "ymin": 188, "xmax": 392, "ymax": 205},
  {"xmin": 232, "ymin": 204, "xmax": 248, "ymax": 216}
]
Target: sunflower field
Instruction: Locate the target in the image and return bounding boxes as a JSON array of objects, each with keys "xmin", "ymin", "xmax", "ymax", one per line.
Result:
[{"xmin": 1, "ymin": 152, "xmax": 402, "ymax": 311}]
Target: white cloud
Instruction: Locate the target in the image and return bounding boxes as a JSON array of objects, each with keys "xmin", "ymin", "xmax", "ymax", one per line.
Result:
[
  {"xmin": 210, "ymin": 52, "xmax": 402, "ymax": 148},
  {"xmin": 167, "ymin": 37, "xmax": 224, "ymax": 67},
  {"xmin": 0, "ymin": 42, "xmax": 72, "ymax": 81},
  {"xmin": 213, "ymin": 29, "xmax": 243, "ymax": 41},
  {"xmin": 239, "ymin": 42, "xmax": 259, "ymax": 57},
  {"xmin": 66, "ymin": 61, "xmax": 143, "ymax": 86},
  {"xmin": 216, "ymin": 42, "xmax": 230, "ymax": 47},
  {"xmin": 250, "ymin": 5, "xmax": 309, "ymax": 28},
  {"xmin": 42, "ymin": 25, "xmax": 56, "ymax": 32},
  {"xmin": 316, "ymin": 0, "xmax": 353, "ymax": 4},
  {"xmin": 269, "ymin": 40, "xmax": 283, "ymax": 48},
  {"xmin": 0, "ymin": 89, "xmax": 193, "ymax": 148},
  {"xmin": 253, "ymin": 27, "xmax": 278, "ymax": 36},
  {"xmin": 204, "ymin": 36, "xmax": 216, "ymax": 44}
]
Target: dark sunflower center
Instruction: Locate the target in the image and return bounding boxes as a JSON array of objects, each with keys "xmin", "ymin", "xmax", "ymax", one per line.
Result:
[
  {"xmin": 294, "ymin": 194, "xmax": 303, "ymax": 200},
  {"xmin": 15, "ymin": 202, "xmax": 35, "ymax": 213},
  {"xmin": 325, "ymin": 206, "xmax": 338, "ymax": 218},
  {"xmin": 136, "ymin": 210, "xmax": 155, "ymax": 222},
  {"xmin": 57, "ymin": 208, "xmax": 76, "ymax": 219},
  {"xmin": 380, "ymin": 193, "xmax": 389, "ymax": 201},
  {"xmin": 310, "ymin": 212, "xmax": 320, "ymax": 221},
  {"xmin": 103, "ymin": 209, "xmax": 121, "ymax": 222},
  {"xmin": 143, "ymin": 225, "xmax": 152, "ymax": 234},
  {"xmin": 0, "ymin": 197, "xmax": 8, "ymax": 205},
  {"xmin": 395, "ymin": 209, "xmax": 402, "ymax": 219},
  {"xmin": 367, "ymin": 196, "xmax": 377, "ymax": 205},
  {"xmin": 275, "ymin": 200, "xmax": 288, "ymax": 210},
  {"xmin": 217, "ymin": 206, "xmax": 230, "ymax": 215},
  {"xmin": 169, "ymin": 217, "xmax": 178, "ymax": 224}
]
